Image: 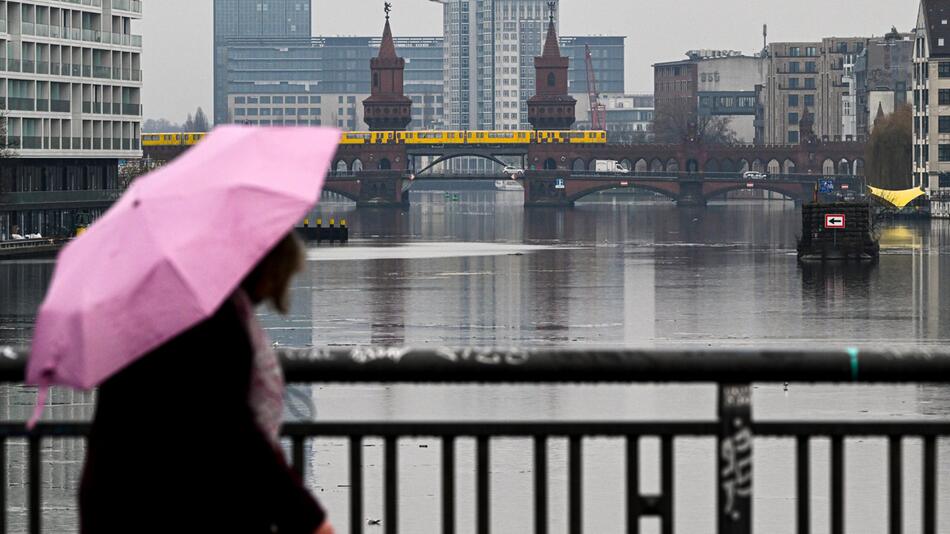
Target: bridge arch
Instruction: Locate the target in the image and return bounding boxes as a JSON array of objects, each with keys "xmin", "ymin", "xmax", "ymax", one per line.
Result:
[
  {"xmin": 620, "ymin": 159, "xmax": 633, "ymax": 172},
  {"xmin": 667, "ymin": 159, "xmax": 680, "ymax": 172},
  {"xmin": 321, "ymin": 185, "xmax": 360, "ymax": 203},
  {"xmin": 650, "ymin": 158, "xmax": 664, "ymax": 172},
  {"xmin": 853, "ymin": 158, "xmax": 865, "ymax": 175},
  {"xmin": 572, "ymin": 158, "xmax": 586, "ymax": 171},
  {"xmin": 704, "ymin": 182, "xmax": 806, "ymax": 203},
  {"xmin": 751, "ymin": 159, "xmax": 765, "ymax": 173},
  {"xmin": 379, "ymin": 158, "xmax": 392, "ymax": 170},
  {"xmin": 570, "ymin": 182, "xmax": 681, "ymax": 204},
  {"xmin": 739, "ymin": 159, "xmax": 750, "ymax": 173},
  {"xmin": 414, "ymin": 152, "xmax": 511, "ymax": 176},
  {"xmin": 783, "ymin": 159, "xmax": 796, "ymax": 174},
  {"xmin": 635, "ymin": 158, "xmax": 648, "ymax": 172},
  {"xmin": 837, "ymin": 158, "xmax": 851, "ymax": 175},
  {"xmin": 588, "ymin": 159, "xmax": 598, "ymax": 172},
  {"xmin": 767, "ymin": 159, "xmax": 781, "ymax": 175},
  {"xmin": 335, "ymin": 160, "xmax": 349, "ymax": 173},
  {"xmin": 822, "ymin": 158, "xmax": 836, "ymax": 176},
  {"xmin": 721, "ymin": 158, "xmax": 737, "ymax": 173},
  {"xmin": 544, "ymin": 158, "xmax": 558, "ymax": 170},
  {"xmin": 352, "ymin": 158, "xmax": 364, "ymax": 172},
  {"xmin": 705, "ymin": 158, "xmax": 721, "ymax": 173}
]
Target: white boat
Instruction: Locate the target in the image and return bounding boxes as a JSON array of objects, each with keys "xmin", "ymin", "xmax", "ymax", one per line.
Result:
[{"xmin": 495, "ymin": 180, "xmax": 523, "ymax": 191}]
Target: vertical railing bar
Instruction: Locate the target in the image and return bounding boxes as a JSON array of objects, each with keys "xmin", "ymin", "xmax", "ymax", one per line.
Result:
[
  {"xmin": 888, "ymin": 436, "xmax": 902, "ymax": 534},
  {"xmin": 0, "ymin": 437, "xmax": 6, "ymax": 534},
  {"xmin": 534, "ymin": 436, "xmax": 547, "ymax": 534},
  {"xmin": 477, "ymin": 436, "xmax": 490, "ymax": 534},
  {"xmin": 796, "ymin": 436, "xmax": 810, "ymax": 534},
  {"xmin": 923, "ymin": 436, "xmax": 936, "ymax": 534},
  {"xmin": 292, "ymin": 436, "xmax": 305, "ymax": 480},
  {"xmin": 28, "ymin": 434, "xmax": 40, "ymax": 534},
  {"xmin": 385, "ymin": 436, "xmax": 398, "ymax": 534},
  {"xmin": 350, "ymin": 436, "xmax": 363, "ymax": 534},
  {"xmin": 831, "ymin": 436, "xmax": 844, "ymax": 534},
  {"xmin": 569, "ymin": 435, "xmax": 582, "ymax": 534},
  {"xmin": 661, "ymin": 436, "xmax": 674, "ymax": 534},
  {"xmin": 626, "ymin": 436, "xmax": 640, "ymax": 534},
  {"xmin": 442, "ymin": 436, "xmax": 455, "ymax": 534}
]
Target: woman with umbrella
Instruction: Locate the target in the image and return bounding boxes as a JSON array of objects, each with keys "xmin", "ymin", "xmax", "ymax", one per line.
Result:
[{"xmin": 27, "ymin": 127, "xmax": 340, "ymax": 533}]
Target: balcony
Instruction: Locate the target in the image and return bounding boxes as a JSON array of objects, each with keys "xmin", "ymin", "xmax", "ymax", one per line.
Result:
[
  {"xmin": 0, "ymin": 189, "xmax": 122, "ymax": 208},
  {"xmin": 20, "ymin": 136, "xmax": 42, "ymax": 149},
  {"xmin": 35, "ymin": 99, "xmax": 49, "ymax": 112},
  {"xmin": 112, "ymin": 0, "xmax": 143, "ymax": 13},
  {"xmin": 93, "ymin": 66, "xmax": 111, "ymax": 79},
  {"xmin": 0, "ymin": 19, "xmax": 7, "ymax": 34},
  {"xmin": 122, "ymin": 103, "xmax": 141, "ymax": 116},
  {"xmin": 8, "ymin": 97, "xmax": 35, "ymax": 111},
  {"xmin": 6, "ymin": 58, "xmax": 19, "ymax": 72},
  {"xmin": 51, "ymin": 100, "xmax": 71, "ymax": 113}
]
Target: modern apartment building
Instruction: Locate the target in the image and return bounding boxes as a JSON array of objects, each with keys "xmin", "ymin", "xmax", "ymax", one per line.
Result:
[
  {"xmin": 654, "ymin": 51, "xmax": 764, "ymax": 143},
  {"xmin": 913, "ymin": 0, "xmax": 950, "ymax": 215},
  {"xmin": 855, "ymin": 29, "xmax": 913, "ymax": 136},
  {"xmin": 0, "ymin": 0, "xmax": 145, "ymax": 239},
  {"xmin": 435, "ymin": 0, "xmax": 579, "ymax": 130},
  {"xmin": 575, "ymin": 93, "xmax": 653, "ymax": 143},
  {"xmin": 761, "ymin": 38, "xmax": 869, "ymax": 144},
  {"xmin": 219, "ymin": 36, "xmax": 445, "ymax": 130},
  {"xmin": 213, "ymin": 0, "xmax": 312, "ymax": 125}
]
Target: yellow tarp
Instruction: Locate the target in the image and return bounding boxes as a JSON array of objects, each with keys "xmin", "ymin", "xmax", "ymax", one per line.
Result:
[{"xmin": 868, "ymin": 186, "xmax": 926, "ymax": 209}]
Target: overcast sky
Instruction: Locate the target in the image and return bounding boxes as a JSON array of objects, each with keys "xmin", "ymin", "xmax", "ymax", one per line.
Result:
[{"xmin": 139, "ymin": 0, "xmax": 920, "ymax": 124}]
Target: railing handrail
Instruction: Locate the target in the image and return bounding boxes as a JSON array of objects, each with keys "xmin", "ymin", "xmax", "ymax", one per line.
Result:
[{"xmin": 2, "ymin": 347, "xmax": 950, "ymax": 384}]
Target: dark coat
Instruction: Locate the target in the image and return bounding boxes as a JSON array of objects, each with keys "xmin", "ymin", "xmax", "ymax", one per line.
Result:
[{"xmin": 79, "ymin": 299, "xmax": 326, "ymax": 533}]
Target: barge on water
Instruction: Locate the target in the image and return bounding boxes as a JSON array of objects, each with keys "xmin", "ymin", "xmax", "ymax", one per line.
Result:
[{"xmin": 797, "ymin": 202, "xmax": 879, "ymax": 262}]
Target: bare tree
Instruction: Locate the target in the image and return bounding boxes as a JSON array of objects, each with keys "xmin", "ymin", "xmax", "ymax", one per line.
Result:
[
  {"xmin": 866, "ymin": 104, "xmax": 912, "ymax": 190},
  {"xmin": 653, "ymin": 104, "xmax": 738, "ymax": 145},
  {"xmin": 193, "ymin": 107, "xmax": 210, "ymax": 132}
]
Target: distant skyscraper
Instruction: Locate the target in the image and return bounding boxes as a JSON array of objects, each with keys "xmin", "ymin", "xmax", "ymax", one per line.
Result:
[
  {"xmin": 213, "ymin": 0, "xmax": 313, "ymax": 124},
  {"xmin": 432, "ymin": 0, "xmax": 558, "ymax": 130}
]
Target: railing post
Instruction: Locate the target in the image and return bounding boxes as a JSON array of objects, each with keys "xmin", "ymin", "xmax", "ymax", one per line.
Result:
[{"xmin": 718, "ymin": 384, "xmax": 752, "ymax": 534}]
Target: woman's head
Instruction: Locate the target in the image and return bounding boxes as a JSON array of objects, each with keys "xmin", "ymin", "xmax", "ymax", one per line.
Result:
[{"xmin": 241, "ymin": 232, "xmax": 305, "ymax": 314}]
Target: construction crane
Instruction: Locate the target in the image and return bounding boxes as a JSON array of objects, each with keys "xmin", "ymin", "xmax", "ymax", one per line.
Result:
[{"xmin": 585, "ymin": 45, "xmax": 607, "ymax": 130}]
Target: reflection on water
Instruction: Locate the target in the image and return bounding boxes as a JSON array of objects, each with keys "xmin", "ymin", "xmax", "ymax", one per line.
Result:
[{"xmin": 3, "ymin": 194, "xmax": 950, "ymax": 532}]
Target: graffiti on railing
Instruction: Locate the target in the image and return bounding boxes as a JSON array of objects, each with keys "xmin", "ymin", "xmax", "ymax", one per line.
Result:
[{"xmin": 719, "ymin": 384, "xmax": 753, "ymax": 532}]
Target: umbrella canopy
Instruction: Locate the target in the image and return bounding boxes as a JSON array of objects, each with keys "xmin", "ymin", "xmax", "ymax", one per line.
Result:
[{"xmin": 27, "ymin": 126, "xmax": 341, "ymax": 392}]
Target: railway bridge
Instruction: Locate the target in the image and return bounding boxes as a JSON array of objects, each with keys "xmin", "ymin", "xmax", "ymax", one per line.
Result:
[{"xmin": 325, "ymin": 136, "xmax": 867, "ymax": 207}]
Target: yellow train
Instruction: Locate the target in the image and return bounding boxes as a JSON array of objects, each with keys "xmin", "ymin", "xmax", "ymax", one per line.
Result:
[
  {"xmin": 141, "ymin": 129, "xmax": 606, "ymax": 147},
  {"xmin": 141, "ymin": 132, "xmax": 208, "ymax": 147},
  {"xmin": 339, "ymin": 130, "xmax": 606, "ymax": 145}
]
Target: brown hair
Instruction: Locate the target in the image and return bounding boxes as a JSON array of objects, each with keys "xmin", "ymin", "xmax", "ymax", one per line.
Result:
[{"xmin": 240, "ymin": 232, "xmax": 305, "ymax": 314}]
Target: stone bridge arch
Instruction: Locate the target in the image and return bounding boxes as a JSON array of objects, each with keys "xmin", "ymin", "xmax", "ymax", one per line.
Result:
[
  {"xmin": 567, "ymin": 180, "xmax": 682, "ymax": 203},
  {"xmin": 702, "ymin": 181, "xmax": 809, "ymax": 202},
  {"xmin": 414, "ymin": 152, "xmax": 511, "ymax": 176}
]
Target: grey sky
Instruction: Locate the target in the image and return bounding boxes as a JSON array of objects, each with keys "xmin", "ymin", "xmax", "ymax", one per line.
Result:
[{"xmin": 140, "ymin": 0, "xmax": 920, "ymax": 124}]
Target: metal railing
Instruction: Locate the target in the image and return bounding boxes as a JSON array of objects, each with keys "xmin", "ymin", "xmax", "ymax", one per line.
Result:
[{"xmin": 0, "ymin": 347, "xmax": 948, "ymax": 534}]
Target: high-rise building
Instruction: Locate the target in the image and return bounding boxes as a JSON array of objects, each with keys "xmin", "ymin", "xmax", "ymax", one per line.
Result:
[
  {"xmin": 213, "ymin": 0, "xmax": 312, "ymax": 124},
  {"xmin": 0, "ymin": 0, "xmax": 145, "ymax": 239},
  {"xmin": 913, "ymin": 0, "xmax": 950, "ymax": 214},
  {"xmin": 762, "ymin": 38, "xmax": 869, "ymax": 144},
  {"xmin": 433, "ymin": 0, "xmax": 558, "ymax": 130},
  {"xmin": 855, "ymin": 29, "xmax": 913, "ymax": 137}
]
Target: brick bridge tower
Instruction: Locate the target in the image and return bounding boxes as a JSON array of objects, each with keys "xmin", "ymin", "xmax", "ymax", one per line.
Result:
[
  {"xmin": 528, "ymin": 2, "xmax": 576, "ymax": 130},
  {"xmin": 363, "ymin": 3, "xmax": 412, "ymax": 131}
]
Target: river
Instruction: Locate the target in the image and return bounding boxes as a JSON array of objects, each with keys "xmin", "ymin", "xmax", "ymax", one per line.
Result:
[{"xmin": 1, "ymin": 190, "xmax": 949, "ymax": 533}]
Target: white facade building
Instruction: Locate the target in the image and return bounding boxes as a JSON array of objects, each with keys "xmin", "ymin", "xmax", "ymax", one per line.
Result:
[
  {"xmin": 842, "ymin": 56, "xmax": 858, "ymax": 140},
  {"xmin": 0, "ymin": 0, "xmax": 143, "ymax": 158},
  {"xmin": 914, "ymin": 0, "xmax": 950, "ymax": 218},
  {"xmin": 433, "ymin": 0, "xmax": 556, "ymax": 130}
]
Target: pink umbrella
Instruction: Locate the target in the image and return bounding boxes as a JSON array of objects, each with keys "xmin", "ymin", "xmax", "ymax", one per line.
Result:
[{"xmin": 27, "ymin": 126, "xmax": 341, "ymax": 419}]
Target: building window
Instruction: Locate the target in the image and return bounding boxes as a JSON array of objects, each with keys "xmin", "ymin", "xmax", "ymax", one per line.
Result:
[
  {"xmin": 804, "ymin": 78, "xmax": 816, "ymax": 89},
  {"xmin": 805, "ymin": 62, "xmax": 817, "ymax": 73},
  {"xmin": 804, "ymin": 95, "xmax": 815, "ymax": 107},
  {"xmin": 789, "ymin": 94, "xmax": 799, "ymax": 107},
  {"xmin": 940, "ymin": 116, "xmax": 950, "ymax": 133},
  {"xmin": 788, "ymin": 130, "xmax": 800, "ymax": 143},
  {"xmin": 788, "ymin": 78, "xmax": 800, "ymax": 89},
  {"xmin": 547, "ymin": 72, "xmax": 556, "ymax": 87},
  {"xmin": 235, "ymin": 108, "xmax": 246, "ymax": 116},
  {"xmin": 234, "ymin": 96, "xmax": 246, "ymax": 104},
  {"xmin": 789, "ymin": 112, "xmax": 800, "ymax": 124},
  {"xmin": 940, "ymin": 89, "xmax": 950, "ymax": 106},
  {"xmin": 806, "ymin": 47, "xmax": 817, "ymax": 56},
  {"xmin": 940, "ymin": 63, "xmax": 950, "ymax": 78},
  {"xmin": 940, "ymin": 145, "xmax": 950, "ymax": 162},
  {"xmin": 789, "ymin": 62, "xmax": 800, "ymax": 73},
  {"xmin": 790, "ymin": 47, "xmax": 801, "ymax": 57}
]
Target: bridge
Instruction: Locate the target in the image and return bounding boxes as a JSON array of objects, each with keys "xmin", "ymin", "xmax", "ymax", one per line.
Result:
[{"xmin": 323, "ymin": 135, "xmax": 867, "ymax": 207}]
